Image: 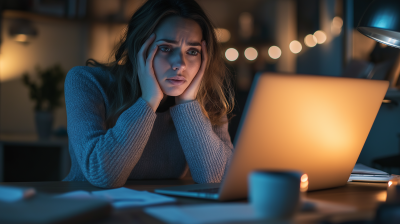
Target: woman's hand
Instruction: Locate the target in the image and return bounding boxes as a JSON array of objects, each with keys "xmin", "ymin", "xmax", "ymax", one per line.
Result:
[
  {"xmin": 175, "ymin": 41, "xmax": 208, "ymax": 105},
  {"xmin": 136, "ymin": 33, "xmax": 164, "ymax": 112}
]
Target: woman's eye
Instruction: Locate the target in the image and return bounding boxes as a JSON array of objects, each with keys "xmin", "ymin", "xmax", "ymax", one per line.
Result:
[
  {"xmin": 159, "ymin": 46, "xmax": 171, "ymax": 52},
  {"xmin": 188, "ymin": 50, "xmax": 199, "ymax": 56}
]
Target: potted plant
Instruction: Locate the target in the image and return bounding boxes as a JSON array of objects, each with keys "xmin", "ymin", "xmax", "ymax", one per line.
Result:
[{"xmin": 22, "ymin": 64, "xmax": 66, "ymax": 139}]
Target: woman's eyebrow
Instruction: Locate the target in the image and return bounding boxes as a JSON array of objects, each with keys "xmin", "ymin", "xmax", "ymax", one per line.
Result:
[{"xmin": 156, "ymin": 39, "xmax": 201, "ymax": 46}]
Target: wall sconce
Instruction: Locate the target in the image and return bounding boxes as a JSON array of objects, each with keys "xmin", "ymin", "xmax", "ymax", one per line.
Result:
[{"xmin": 8, "ymin": 19, "xmax": 38, "ymax": 44}]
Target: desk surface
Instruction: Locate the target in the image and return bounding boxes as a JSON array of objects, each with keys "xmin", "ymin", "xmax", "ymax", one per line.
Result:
[{"xmin": 0, "ymin": 180, "xmax": 388, "ymax": 224}]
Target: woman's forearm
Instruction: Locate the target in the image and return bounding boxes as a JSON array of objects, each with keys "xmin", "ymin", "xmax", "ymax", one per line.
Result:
[
  {"xmin": 69, "ymin": 98, "xmax": 156, "ymax": 188},
  {"xmin": 65, "ymin": 68, "xmax": 156, "ymax": 188},
  {"xmin": 169, "ymin": 101, "xmax": 234, "ymax": 184}
]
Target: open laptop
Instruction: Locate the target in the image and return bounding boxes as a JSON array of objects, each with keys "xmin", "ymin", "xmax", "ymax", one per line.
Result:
[{"xmin": 155, "ymin": 73, "xmax": 389, "ymax": 201}]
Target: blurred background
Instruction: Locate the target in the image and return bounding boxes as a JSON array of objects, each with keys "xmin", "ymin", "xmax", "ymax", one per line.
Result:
[{"xmin": 1, "ymin": 0, "xmax": 400, "ymax": 181}]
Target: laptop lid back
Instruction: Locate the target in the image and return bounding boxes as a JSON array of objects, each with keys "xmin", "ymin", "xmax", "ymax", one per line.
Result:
[{"xmin": 218, "ymin": 73, "xmax": 388, "ymax": 201}]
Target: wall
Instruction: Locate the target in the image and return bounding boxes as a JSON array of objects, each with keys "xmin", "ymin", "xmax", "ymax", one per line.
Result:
[
  {"xmin": 358, "ymin": 101, "xmax": 400, "ymax": 173},
  {"xmin": 87, "ymin": 22, "xmax": 126, "ymax": 63},
  {"xmin": 0, "ymin": 11, "xmax": 87, "ymax": 134},
  {"xmin": 297, "ymin": 0, "xmax": 343, "ymax": 76},
  {"xmin": 275, "ymin": 0, "xmax": 297, "ymax": 73}
]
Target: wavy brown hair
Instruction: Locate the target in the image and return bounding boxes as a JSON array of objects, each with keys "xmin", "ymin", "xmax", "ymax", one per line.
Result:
[{"xmin": 87, "ymin": 0, "xmax": 234, "ymax": 128}]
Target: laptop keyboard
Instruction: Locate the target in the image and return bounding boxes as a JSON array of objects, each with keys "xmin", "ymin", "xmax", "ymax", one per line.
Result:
[{"xmin": 187, "ymin": 188, "xmax": 220, "ymax": 194}]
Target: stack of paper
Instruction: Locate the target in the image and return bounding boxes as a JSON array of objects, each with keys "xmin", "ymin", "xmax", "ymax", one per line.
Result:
[
  {"xmin": 56, "ymin": 187, "xmax": 176, "ymax": 209},
  {"xmin": 348, "ymin": 164, "xmax": 392, "ymax": 182}
]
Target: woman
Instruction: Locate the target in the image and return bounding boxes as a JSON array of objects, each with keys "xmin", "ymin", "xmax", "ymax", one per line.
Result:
[{"xmin": 63, "ymin": 0, "xmax": 235, "ymax": 188}]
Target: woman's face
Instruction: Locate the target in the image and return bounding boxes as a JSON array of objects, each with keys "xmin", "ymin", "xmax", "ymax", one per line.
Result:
[{"xmin": 151, "ymin": 16, "xmax": 203, "ymax": 96}]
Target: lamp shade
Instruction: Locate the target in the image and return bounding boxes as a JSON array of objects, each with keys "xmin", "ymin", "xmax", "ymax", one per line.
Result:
[{"xmin": 357, "ymin": 0, "xmax": 400, "ymax": 48}]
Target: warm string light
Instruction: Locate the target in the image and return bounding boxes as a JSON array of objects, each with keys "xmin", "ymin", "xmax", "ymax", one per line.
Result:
[
  {"xmin": 314, "ymin": 30, "xmax": 327, "ymax": 44},
  {"xmin": 332, "ymin": 16, "xmax": 343, "ymax": 28},
  {"xmin": 215, "ymin": 28, "xmax": 231, "ymax": 43},
  {"xmin": 331, "ymin": 16, "xmax": 343, "ymax": 36},
  {"xmin": 268, "ymin": 46, "xmax": 281, "ymax": 59},
  {"xmin": 225, "ymin": 17, "xmax": 339, "ymax": 61},
  {"xmin": 289, "ymin": 40, "xmax": 302, "ymax": 54},
  {"xmin": 244, "ymin": 47, "xmax": 258, "ymax": 61},
  {"xmin": 304, "ymin": 34, "xmax": 317, "ymax": 47},
  {"xmin": 225, "ymin": 48, "xmax": 239, "ymax": 61}
]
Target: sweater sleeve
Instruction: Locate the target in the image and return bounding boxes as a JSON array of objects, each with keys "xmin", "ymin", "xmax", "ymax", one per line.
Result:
[
  {"xmin": 169, "ymin": 101, "xmax": 234, "ymax": 184},
  {"xmin": 65, "ymin": 67, "xmax": 157, "ymax": 188}
]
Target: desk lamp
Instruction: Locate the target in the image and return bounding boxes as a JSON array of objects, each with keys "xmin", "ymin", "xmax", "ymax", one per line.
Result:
[
  {"xmin": 358, "ymin": 0, "xmax": 400, "ymax": 209},
  {"xmin": 357, "ymin": 0, "xmax": 400, "ymax": 88},
  {"xmin": 357, "ymin": 0, "xmax": 400, "ymax": 48}
]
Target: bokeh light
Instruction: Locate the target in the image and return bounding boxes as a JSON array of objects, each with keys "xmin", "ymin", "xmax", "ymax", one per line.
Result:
[
  {"xmin": 225, "ymin": 48, "xmax": 239, "ymax": 61},
  {"xmin": 215, "ymin": 28, "xmax": 231, "ymax": 43},
  {"xmin": 244, "ymin": 47, "xmax": 258, "ymax": 61},
  {"xmin": 314, "ymin": 30, "xmax": 327, "ymax": 44},
  {"xmin": 301, "ymin": 174, "xmax": 308, "ymax": 182},
  {"xmin": 300, "ymin": 174, "xmax": 309, "ymax": 192},
  {"xmin": 376, "ymin": 191, "xmax": 387, "ymax": 202},
  {"xmin": 331, "ymin": 17, "xmax": 343, "ymax": 36},
  {"xmin": 304, "ymin": 34, "xmax": 317, "ymax": 47},
  {"xmin": 268, "ymin": 46, "xmax": 281, "ymax": 59},
  {"xmin": 15, "ymin": 34, "xmax": 28, "ymax": 43},
  {"xmin": 332, "ymin": 16, "xmax": 343, "ymax": 29},
  {"xmin": 289, "ymin": 40, "xmax": 302, "ymax": 54}
]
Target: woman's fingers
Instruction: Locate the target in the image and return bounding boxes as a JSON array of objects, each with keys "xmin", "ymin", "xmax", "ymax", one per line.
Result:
[
  {"xmin": 136, "ymin": 33, "xmax": 163, "ymax": 111},
  {"xmin": 174, "ymin": 41, "xmax": 208, "ymax": 104},
  {"xmin": 197, "ymin": 41, "xmax": 208, "ymax": 77},
  {"xmin": 146, "ymin": 44, "xmax": 158, "ymax": 73},
  {"xmin": 193, "ymin": 41, "xmax": 208, "ymax": 83},
  {"xmin": 138, "ymin": 33, "xmax": 156, "ymax": 66}
]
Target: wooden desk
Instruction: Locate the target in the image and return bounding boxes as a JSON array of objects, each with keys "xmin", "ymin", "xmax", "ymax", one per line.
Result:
[{"xmin": 0, "ymin": 180, "xmax": 388, "ymax": 224}]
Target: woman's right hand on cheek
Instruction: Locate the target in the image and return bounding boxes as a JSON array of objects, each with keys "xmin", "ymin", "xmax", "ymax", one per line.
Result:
[{"xmin": 136, "ymin": 33, "xmax": 163, "ymax": 112}]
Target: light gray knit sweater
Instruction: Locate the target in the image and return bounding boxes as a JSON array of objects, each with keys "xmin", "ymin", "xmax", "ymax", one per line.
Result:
[{"xmin": 63, "ymin": 66, "xmax": 234, "ymax": 188}]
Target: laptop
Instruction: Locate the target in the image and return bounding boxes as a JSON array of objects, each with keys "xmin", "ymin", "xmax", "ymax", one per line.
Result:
[{"xmin": 155, "ymin": 73, "xmax": 389, "ymax": 201}]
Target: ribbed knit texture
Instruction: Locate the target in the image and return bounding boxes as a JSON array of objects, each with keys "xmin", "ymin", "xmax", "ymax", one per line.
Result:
[{"xmin": 63, "ymin": 66, "xmax": 234, "ymax": 188}]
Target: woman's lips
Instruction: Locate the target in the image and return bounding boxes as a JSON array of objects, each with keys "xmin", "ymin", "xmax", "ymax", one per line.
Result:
[
  {"xmin": 167, "ymin": 76, "xmax": 186, "ymax": 86},
  {"xmin": 167, "ymin": 79, "xmax": 186, "ymax": 86}
]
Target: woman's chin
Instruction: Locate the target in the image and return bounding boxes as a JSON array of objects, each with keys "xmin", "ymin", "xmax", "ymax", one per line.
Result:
[{"xmin": 162, "ymin": 89, "xmax": 184, "ymax": 97}]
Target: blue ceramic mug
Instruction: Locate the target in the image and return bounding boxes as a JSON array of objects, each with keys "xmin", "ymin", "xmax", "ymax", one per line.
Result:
[{"xmin": 249, "ymin": 170, "xmax": 302, "ymax": 220}]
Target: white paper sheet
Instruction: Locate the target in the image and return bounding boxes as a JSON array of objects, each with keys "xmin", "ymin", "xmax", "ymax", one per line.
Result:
[
  {"xmin": 352, "ymin": 164, "xmax": 388, "ymax": 175},
  {"xmin": 55, "ymin": 187, "xmax": 176, "ymax": 209},
  {"xmin": 92, "ymin": 188, "xmax": 176, "ymax": 208},
  {"xmin": 348, "ymin": 174, "xmax": 392, "ymax": 182}
]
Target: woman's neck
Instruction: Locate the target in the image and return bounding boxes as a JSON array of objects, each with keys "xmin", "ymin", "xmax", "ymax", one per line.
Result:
[{"xmin": 156, "ymin": 95, "xmax": 175, "ymax": 113}]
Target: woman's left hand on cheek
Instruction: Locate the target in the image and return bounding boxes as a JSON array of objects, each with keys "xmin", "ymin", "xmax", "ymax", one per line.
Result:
[{"xmin": 175, "ymin": 41, "xmax": 208, "ymax": 105}]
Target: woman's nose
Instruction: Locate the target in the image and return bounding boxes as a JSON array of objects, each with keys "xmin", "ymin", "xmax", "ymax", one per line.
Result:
[{"xmin": 171, "ymin": 52, "xmax": 186, "ymax": 71}]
